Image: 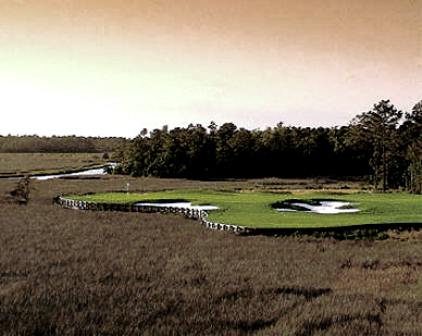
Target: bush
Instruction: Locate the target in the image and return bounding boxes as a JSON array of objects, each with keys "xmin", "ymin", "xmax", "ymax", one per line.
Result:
[{"xmin": 10, "ymin": 176, "xmax": 31, "ymax": 204}]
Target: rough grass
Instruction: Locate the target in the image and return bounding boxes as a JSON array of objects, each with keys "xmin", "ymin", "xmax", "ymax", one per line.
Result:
[
  {"xmin": 72, "ymin": 190, "xmax": 422, "ymax": 229},
  {"xmin": 1, "ymin": 177, "xmax": 422, "ymax": 335},
  {"xmin": 0, "ymin": 153, "xmax": 107, "ymax": 177},
  {"xmin": 0, "ymin": 177, "xmax": 422, "ymax": 335}
]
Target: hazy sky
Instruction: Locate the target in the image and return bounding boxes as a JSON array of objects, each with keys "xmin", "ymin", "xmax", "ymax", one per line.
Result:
[{"xmin": 1, "ymin": 0, "xmax": 421, "ymax": 137}]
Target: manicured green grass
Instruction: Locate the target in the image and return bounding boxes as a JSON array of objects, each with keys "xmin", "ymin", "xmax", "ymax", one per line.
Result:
[{"xmin": 71, "ymin": 190, "xmax": 422, "ymax": 229}]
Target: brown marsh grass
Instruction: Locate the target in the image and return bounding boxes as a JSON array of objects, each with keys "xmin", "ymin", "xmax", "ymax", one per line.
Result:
[
  {"xmin": 0, "ymin": 153, "xmax": 107, "ymax": 177},
  {"xmin": 1, "ymin": 176, "xmax": 421, "ymax": 335}
]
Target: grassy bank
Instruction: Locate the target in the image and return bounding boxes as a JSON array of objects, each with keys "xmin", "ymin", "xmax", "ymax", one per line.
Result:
[{"xmin": 71, "ymin": 190, "xmax": 422, "ymax": 229}]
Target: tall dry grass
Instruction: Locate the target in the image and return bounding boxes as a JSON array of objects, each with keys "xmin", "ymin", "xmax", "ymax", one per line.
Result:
[
  {"xmin": 0, "ymin": 153, "xmax": 107, "ymax": 177},
  {"xmin": 0, "ymin": 177, "xmax": 421, "ymax": 335}
]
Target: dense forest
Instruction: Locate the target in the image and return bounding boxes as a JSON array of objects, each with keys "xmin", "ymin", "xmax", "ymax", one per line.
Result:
[
  {"xmin": 118, "ymin": 100, "xmax": 422, "ymax": 193},
  {"xmin": 0, "ymin": 135, "xmax": 127, "ymax": 153}
]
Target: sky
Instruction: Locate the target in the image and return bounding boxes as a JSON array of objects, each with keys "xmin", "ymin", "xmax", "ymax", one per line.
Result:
[{"xmin": 0, "ymin": 0, "xmax": 421, "ymax": 137}]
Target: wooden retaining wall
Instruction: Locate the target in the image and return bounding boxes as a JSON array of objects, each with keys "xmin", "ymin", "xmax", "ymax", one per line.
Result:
[{"xmin": 55, "ymin": 197, "xmax": 249, "ymax": 234}]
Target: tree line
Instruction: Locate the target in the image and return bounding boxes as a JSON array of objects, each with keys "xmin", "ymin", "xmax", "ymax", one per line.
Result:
[
  {"xmin": 0, "ymin": 135, "xmax": 127, "ymax": 153},
  {"xmin": 117, "ymin": 99, "xmax": 422, "ymax": 193}
]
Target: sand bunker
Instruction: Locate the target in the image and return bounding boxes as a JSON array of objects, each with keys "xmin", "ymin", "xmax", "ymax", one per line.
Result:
[
  {"xmin": 134, "ymin": 202, "xmax": 219, "ymax": 211},
  {"xmin": 275, "ymin": 200, "xmax": 359, "ymax": 214}
]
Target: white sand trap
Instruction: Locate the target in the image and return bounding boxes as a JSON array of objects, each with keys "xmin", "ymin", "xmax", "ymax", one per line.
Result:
[
  {"xmin": 276, "ymin": 201, "xmax": 359, "ymax": 214},
  {"xmin": 134, "ymin": 202, "xmax": 218, "ymax": 211}
]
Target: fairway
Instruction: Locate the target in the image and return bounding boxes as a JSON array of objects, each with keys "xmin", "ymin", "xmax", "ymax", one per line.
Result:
[{"xmin": 71, "ymin": 190, "xmax": 422, "ymax": 229}]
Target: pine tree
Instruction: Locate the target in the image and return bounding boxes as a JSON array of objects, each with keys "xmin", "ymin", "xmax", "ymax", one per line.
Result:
[{"xmin": 348, "ymin": 100, "xmax": 402, "ymax": 191}]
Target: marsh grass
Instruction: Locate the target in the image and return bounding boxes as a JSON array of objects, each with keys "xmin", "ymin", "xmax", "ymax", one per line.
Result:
[
  {"xmin": 0, "ymin": 153, "xmax": 107, "ymax": 177},
  {"xmin": 1, "ymin": 176, "xmax": 422, "ymax": 335}
]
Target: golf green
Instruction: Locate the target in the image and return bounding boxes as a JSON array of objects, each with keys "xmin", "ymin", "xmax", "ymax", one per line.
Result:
[{"xmin": 70, "ymin": 190, "xmax": 422, "ymax": 229}]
